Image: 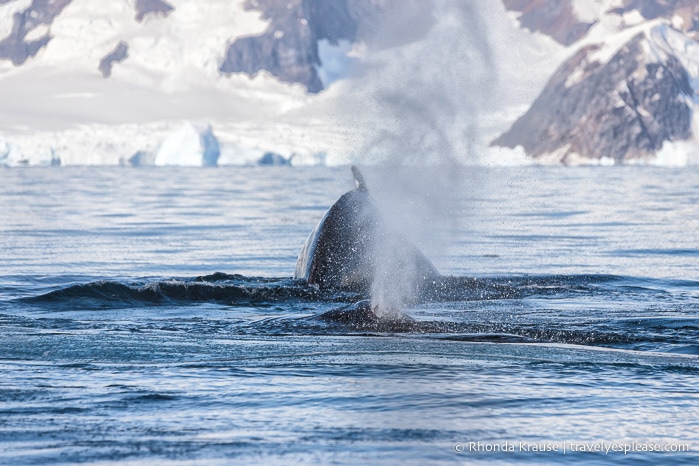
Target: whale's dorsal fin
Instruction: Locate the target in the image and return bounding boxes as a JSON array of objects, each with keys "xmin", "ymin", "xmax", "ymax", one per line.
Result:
[{"xmin": 351, "ymin": 165, "xmax": 368, "ymax": 191}]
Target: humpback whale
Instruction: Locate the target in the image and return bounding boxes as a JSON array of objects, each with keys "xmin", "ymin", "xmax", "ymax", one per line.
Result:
[
  {"xmin": 294, "ymin": 166, "xmax": 440, "ymax": 300},
  {"xmin": 316, "ymin": 300, "xmax": 422, "ymax": 332}
]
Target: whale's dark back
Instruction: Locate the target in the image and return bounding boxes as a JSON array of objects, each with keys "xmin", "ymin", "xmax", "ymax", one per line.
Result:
[
  {"xmin": 294, "ymin": 168, "xmax": 440, "ymax": 292},
  {"xmin": 295, "ymin": 189, "xmax": 379, "ymax": 290}
]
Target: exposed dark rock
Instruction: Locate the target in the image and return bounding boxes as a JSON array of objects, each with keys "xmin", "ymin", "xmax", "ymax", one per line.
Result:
[
  {"xmin": 221, "ymin": 0, "xmax": 324, "ymax": 93},
  {"xmin": 0, "ymin": 0, "xmax": 73, "ymax": 65},
  {"xmin": 504, "ymin": 0, "xmax": 699, "ymax": 45},
  {"xmin": 609, "ymin": 0, "xmax": 699, "ymax": 39},
  {"xmin": 302, "ymin": 0, "xmax": 358, "ymax": 44},
  {"xmin": 492, "ymin": 31, "xmax": 694, "ymax": 164},
  {"xmin": 220, "ymin": 0, "xmax": 392, "ymax": 93},
  {"xmin": 610, "ymin": 0, "xmax": 696, "ymax": 22},
  {"xmin": 502, "ymin": 0, "xmax": 595, "ymax": 46},
  {"xmin": 134, "ymin": 0, "xmax": 174, "ymax": 22},
  {"xmin": 98, "ymin": 41, "xmax": 129, "ymax": 78}
]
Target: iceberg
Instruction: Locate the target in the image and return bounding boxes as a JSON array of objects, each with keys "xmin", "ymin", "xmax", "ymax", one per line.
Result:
[
  {"xmin": 126, "ymin": 150, "xmax": 156, "ymax": 167},
  {"xmin": 0, "ymin": 134, "xmax": 27, "ymax": 167},
  {"xmin": 200, "ymin": 125, "xmax": 220, "ymax": 167},
  {"xmin": 257, "ymin": 151, "xmax": 290, "ymax": 166},
  {"xmin": 0, "ymin": 135, "xmax": 9, "ymax": 165},
  {"xmin": 154, "ymin": 122, "xmax": 220, "ymax": 167}
]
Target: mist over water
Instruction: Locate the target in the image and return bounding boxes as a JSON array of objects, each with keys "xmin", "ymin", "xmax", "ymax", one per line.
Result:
[
  {"xmin": 342, "ymin": 0, "xmax": 495, "ymax": 164},
  {"xmin": 338, "ymin": 0, "xmax": 496, "ymax": 312},
  {"xmin": 365, "ymin": 165, "xmax": 473, "ymax": 313}
]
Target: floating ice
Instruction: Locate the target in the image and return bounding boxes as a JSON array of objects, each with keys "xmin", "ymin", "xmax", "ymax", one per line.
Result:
[
  {"xmin": 153, "ymin": 122, "xmax": 220, "ymax": 167},
  {"xmin": 0, "ymin": 133, "xmax": 59, "ymax": 167},
  {"xmin": 257, "ymin": 152, "xmax": 290, "ymax": 166}
]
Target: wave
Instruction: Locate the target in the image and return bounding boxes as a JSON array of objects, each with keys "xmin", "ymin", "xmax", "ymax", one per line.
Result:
[
  {"xmin": 21, "ymin": 272, "xmax": 625, "ymax": 310},
  {"xmin": 23, "ymin": 273, "xmax": 361, "ymax": 309}
]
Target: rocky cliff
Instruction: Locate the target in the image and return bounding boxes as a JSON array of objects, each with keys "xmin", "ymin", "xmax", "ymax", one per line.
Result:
[
  {"xmin": 611, "ymin": 0, "xmax": 699, "ymax": 39},
  {"xmin": 495, "ymin": 0, "xmax": 699, "ymax": 164},
  {"xmin": 220, "ymin": 0, "xmax": 389, "ymax": 93},
  {"xmin": 220, "ymin": 0, "xmax": 328, "ymax": 93},
  {"xmin": 493, "ymin": 27, "xmax": 695, "ymax": 164},
  {"xmin": 502, "ymin": 0, "xmax": 595, "ymax": 46},
  {"xmin": 504, "ymin": 0, "xmax": 699, "ymax": 45}
]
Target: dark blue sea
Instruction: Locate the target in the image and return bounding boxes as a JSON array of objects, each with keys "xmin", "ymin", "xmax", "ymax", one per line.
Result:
[{"xmin": 1, "ymin": 165, "xmax": 698, "ymax": 465}]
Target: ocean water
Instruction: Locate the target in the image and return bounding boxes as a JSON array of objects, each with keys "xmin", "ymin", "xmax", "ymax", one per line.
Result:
[{"xmin": 1, "ymin": 165, "xmax": 698, "ymax": 465}]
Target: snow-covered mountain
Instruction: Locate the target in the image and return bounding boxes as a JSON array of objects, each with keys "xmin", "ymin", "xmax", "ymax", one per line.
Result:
[
  {"xmin": 0, "ymin": 0, "xmax": 697, "ymax": 166},
  {"xmin": 494, "ymin": 0, "xmax": 699, "ymax": 165}
]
